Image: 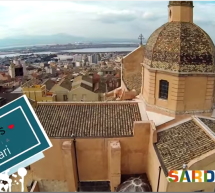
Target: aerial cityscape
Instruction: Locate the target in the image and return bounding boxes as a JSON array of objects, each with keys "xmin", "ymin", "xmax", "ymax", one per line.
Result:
[{"xmin": 1, "ymin": 1, "xmax": 215, "ymax": 192}]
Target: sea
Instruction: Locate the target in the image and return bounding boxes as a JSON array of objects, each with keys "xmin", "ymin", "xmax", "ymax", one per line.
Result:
[{"xmin": 0, "ymin": 47, "xmax": 138, "ymax": 58}]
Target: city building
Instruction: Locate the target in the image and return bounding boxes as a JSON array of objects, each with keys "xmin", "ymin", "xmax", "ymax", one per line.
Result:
[
  {"xmin": 87, "ymin": 55, "xmax": 92, "ymax": 64},
  {"xmin": 0, "ymin": 72, "xmax": 11, "ymax": 81},
  {"xmin": 49, "ymin": 77, "xmax": 72, "ymax": 101},
  {"xmin": 21, "ymin": 79, "xmax": 57, "ymax": 102},
  {"xmin": 8, "ymin": 59, "xmax": 27, "ymax": 78},
  {"xmin": 8, "ymin": 63, "xmax": 15, "ymax": 78},
  {"xmin": 68, "ymin": 75, "xmax": 99, "ymax": 101},
  {"xmin": 73, "ymin": 54, "xmax": 83, "ymax": 62},
  {"xmin": 15, "ymin": 2, "xmax": 215, "ymax": 192},
  {"xmin": 92, "ymin": 53, "xmax": 99, "ymax": 64},
  {"xmin": 44, "ymin": 66, "xmax": 57, "ymax": 75}
]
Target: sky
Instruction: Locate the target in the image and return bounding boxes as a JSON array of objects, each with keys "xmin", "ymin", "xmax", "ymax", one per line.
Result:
[{"xmin": 0, "ymin": 1, "xmax": 215, "ymax": 41}]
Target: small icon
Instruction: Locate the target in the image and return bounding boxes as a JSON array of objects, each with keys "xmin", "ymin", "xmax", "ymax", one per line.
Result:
[{"xmin": 7, "ymin": 125, "xmax": 14, "ymax": 129}]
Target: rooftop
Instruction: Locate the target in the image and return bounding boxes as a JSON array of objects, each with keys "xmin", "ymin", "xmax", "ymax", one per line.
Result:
[
  {"xmin": 122, "ymin": 72, "xmax": 142, "ymax": 94},
  {"xmin": 35, "ymin": 102, "xmax": 142, "ymax": 138},
  {"xmin": 21, "ymin": 79, "xmax": 43, "ymax": 87},
  {"xmin": 42, "ymin": 79, "xmax": 56, "ymax": 91},
  {"xmin": 71, "ymin": 82, "xmax": 93, "ymax": 92},
  {"xmin": 73, "ymin": 75, "xmax": 92, "ymax": 84},
  {"xmin": 0, "ymin": 93, "xmax": 23, "ymax": 103},
  {"xmin": 199, "ymin": 117, "xmax": 215, "ymax": 133},
  {"xmin": 10, "ymin": 86, "xmax": 22, "ymax": 93},
  {"xmin": 155, "ymin": 118, "xmax": 215, "ymax": 174},
  {"xmin": 58, "ymin": 78, "xmax": 72, "ymax": 90},
  {"xmin": 197, "ymin": 117, "xmax": 215, "ymax": 137}
]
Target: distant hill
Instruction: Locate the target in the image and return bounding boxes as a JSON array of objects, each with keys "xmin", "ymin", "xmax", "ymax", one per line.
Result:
[{"xmin": 0, "ymin": 33, "xmax": 139, "ymax": 48}]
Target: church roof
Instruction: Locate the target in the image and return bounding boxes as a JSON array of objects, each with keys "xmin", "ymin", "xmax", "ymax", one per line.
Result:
[
  {"xmin": 154, "ymin": 118, "xmax": 215, "ymax": 175},
  {"xmin": 144, "ymin": 22, "xmax": 215, "ymax": 73},
  {"xmin": 122, "ymin": 70, "xmax": 142, "ymax": 94},
  {"xmin": 35, "ymin": 102, "xmax": 142, "ymax": 138},
  {"xmin": 122, "ymin": 45, "xmax": 144, "ymax": 94}
]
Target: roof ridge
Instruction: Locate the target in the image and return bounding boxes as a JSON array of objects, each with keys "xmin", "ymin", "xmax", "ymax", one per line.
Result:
[{"xmin": 36, "ymin": 101, "xmax": 139, "ymax": 105}]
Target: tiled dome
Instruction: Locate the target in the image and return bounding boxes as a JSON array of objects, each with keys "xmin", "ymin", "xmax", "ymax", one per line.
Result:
[{"xmin": 144, "ymin": 22, "xmax": 215, "ymax": 73}]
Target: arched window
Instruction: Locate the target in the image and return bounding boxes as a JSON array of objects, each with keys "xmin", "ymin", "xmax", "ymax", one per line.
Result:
[
  {"xmin": 169, "ymin": 9, "xmax": 172, "ymax": 19},
  {"xmin": 159, "ymin": 80, "xmax": 169, "ymax": 99}
]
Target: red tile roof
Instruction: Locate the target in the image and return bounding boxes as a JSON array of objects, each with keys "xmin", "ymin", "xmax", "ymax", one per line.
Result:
[
  {"xmin": 155, "ymin": 119, "xmax": 215, "ymax": 173},
  {"xmin": 35, "ymin": 102, "xmax": 142, "ymax": 138}
]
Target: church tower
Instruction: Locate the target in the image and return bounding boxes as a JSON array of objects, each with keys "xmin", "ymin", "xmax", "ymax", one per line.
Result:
[{"xmin": 142, "ymin": 1, "xmax": 215, "ymax": 116}]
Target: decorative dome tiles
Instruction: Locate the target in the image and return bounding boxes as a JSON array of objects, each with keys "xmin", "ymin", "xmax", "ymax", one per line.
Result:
[{"xmin": 144, "ymin": 22, "xmax": 215, "ymax": 73}]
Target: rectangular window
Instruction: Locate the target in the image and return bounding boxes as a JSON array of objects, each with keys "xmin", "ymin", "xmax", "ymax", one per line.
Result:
[
  {"xmin": 72, "ymin": 94, "xmax": 77, "ymax": 101},
  {"xmin": 159, "ymin": 80, "xmax": 169, "ymax": 100},
  {"xmin": 63, "ymin": 95, "xmax": 68, "ymax": 101},
  {"xmin": 81, "ymin": 94, "xmax": 86, "ymax": 101}
]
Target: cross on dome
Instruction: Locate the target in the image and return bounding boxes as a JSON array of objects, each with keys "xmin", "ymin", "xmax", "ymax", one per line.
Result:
[{"xmin": 138, "ymin": 34, "xmax": 144, "ymax": 45}]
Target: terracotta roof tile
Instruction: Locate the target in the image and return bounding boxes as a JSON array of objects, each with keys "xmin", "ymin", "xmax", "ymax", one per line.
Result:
[
  {"xmin": 122, "ymin": 68, "xmax": 141, "ymax": 94},
  {"xmin": 155, "ymin": 120, "xmax": 215, "ymax": 172},
  {"xmin": 35, "ymin": 102, "xmax": 142, "ymax": 138}
]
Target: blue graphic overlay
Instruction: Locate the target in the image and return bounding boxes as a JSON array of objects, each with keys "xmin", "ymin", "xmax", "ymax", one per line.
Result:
[{"xmin": 0, "ymin": 95, "xmax": 52, "ymax": 173}]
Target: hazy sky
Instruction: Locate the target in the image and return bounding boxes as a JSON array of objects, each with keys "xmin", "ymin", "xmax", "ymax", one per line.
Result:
[{"xmin": 0, "ymin": 1, "xmax": 215, "ymax": 41}]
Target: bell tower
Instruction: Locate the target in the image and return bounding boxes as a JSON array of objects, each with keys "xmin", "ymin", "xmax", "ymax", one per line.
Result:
[{"xmin": 168, "ymin": 1, "xmax": 194, "ymax": 22}]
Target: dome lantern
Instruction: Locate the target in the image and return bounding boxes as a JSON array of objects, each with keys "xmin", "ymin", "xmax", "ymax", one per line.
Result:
[{"xmin": 168, "ymin": 1, "xmax": 194, "ymax": 23}]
